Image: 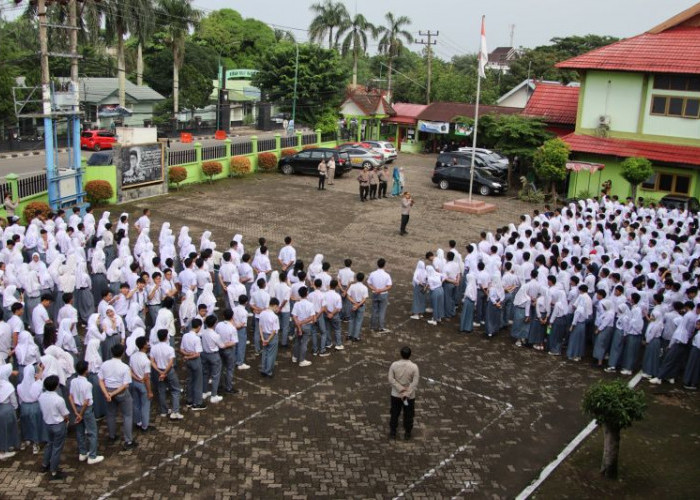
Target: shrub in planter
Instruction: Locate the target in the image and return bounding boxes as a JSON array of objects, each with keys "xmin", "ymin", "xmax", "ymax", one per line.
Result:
[
  {"xmin": 168, "ymin": 166, "xmax": 187, "ymax": 190},
  {"xmin": 257, "ymin": 152, "xmax": 278, "ymax": 172},
  {"xmin": 22, "ymin": 201, "xmax": 51, "ymax": 223},
  {"xmin": 281, "ymin": 148, "xmax": 299, "ymax": 158},
  {"xmin": 85, "ymin": 180, "xmax": 114, "ymax": 205},
  {"xmin": 302, "ymin": 144, "xmax": 318, "ymax": 150},
  {"xmin": 230, "ymin": 156, "xmax": 252, "ymax": 176},
  {"xmin": 202, "ymin": 161, "xmax": 223, "ymax": 183}
]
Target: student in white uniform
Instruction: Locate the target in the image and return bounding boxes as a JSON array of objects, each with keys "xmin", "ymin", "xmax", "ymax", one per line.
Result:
[
  {"xmin": 180, "ymin": 318, "xmax": 206, "ymax": 410},
  {"xmin": 259, "ymin": 298, "xmax": 280, "ymax": 377},
  {"xmin": 98, "ymin": 344, "xmax": 136, "ymax": 449},
  {"xmin": 38, "ymin": 375, "xmax": 70, "ymax": 480},
  {"xmin": 68, "ymin": 361, "xmax": 104, "ymax": 465},
  {"xmin": 215, "ymin": 310, "xmax": 239, "ymax": 394},
  {"xmin": 150, "ymin": 329, "xmax": 183, "ymax": 420},
  {"xmin": 291, "ymin": 287, "xmax": 316, "ymax": 367},
  {"xmin": 129, "ymin": 336, "xmax": 154, "ymax": 431},
  {"xmin": 346, "ymin": 272, "xmax": 369, "ymax": 342},
  {"xmin": 367, "ymin": 259, "xmax": 392, "ymax": 332}
]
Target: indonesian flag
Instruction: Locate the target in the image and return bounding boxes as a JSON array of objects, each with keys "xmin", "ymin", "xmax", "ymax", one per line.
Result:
[{"xmin": 478, "ymin": 16, "xmax": 488, "ymax": 78}]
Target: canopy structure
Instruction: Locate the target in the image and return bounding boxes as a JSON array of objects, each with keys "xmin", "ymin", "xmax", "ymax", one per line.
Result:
[{"xmin": 567, "ymin": 161, "xmax": 605, "ymax": 197}]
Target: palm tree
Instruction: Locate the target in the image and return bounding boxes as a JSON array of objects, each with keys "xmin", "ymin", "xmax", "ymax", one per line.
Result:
[
  {"xmin": 157, "ymin": 0, "xmax": 201, "ymax": 115},
  {"xmin": 103, "ymin": 0, "xmax": 139, "ymax": 106},
  {"xmin": 337, "ymin": 14, "xmax": 376, "ymax": 86},
  {"xmin": 130, "ymin": 0, "xmax": 155, "ymax": 86},
  {"xmin": 274, "ymin": 28, "xmax": 296, "ymax": 44},
  {"xmin": 308, "ymin": 0, "xmax": 349, "ymax": 50},
  {"xmin": 377, "ymin": 13, "xmax": 413, "ymax": 100}
]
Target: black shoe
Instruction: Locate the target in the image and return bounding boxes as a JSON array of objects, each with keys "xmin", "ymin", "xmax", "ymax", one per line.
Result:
[
  {"xmin": 191, "ymin": 403, "xmax": 208, "ymax": 411},
  {"xmin": 389, "ymin": 432, "xmax": 397, "ymax": 440},
  {"xmin": 224, "ymin": 388, "xmax": 239, "ymax": 394},
  {"xmin": 122, "ymin": 441, "xmax": 138, "ymax": 450},
  {"xmin": 50, "ymin": 471, "xmax": 67, "ymax": 481},
  {"xmin": 260, "ymin": 371, "xmax": 268, "ymax": 377},
  {"xmin": 404, "ymin": 432, "xmax": 411, "ymax": 440},
  {"xmin": 41, "ymin": 464, "xmax": 50, "ymax": 473},
  {"xmin": 139, "ymin": 426, "xmax": 155, "ymax": 433},
  {"xmin": 108, "ymin": 436, "xmax": 118, "ymax": 444}
]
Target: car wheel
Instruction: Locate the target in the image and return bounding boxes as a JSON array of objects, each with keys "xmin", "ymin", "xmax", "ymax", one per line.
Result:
[
  {"xmin": 362, "ymin": 161, "xmax": 372, "ymax": 168},
  {"xmin": 439, "ymin": 180, "xmax": 450, "ymax": 190},
  {"xmin": 281, "ymin": 164, "xmax": 294, "ymax": 175},
  {"xmin": 93, "ymin": 143, "xmax": 101, "ymax": 151},
  {"xmin": 479, "ymin": 185, "xmax": 491, "ymax": 196}
]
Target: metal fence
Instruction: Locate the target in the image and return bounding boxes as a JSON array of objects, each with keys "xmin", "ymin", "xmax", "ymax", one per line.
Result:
[
  {"xmin": 168, "ymin": 149, "xmax": 197, "ymax": 166},
  {"xmin": 281, "ymin": 136, "xmax": 297, "ymax": 148},
  {"xmin": 257, "ymin": 138, "xmax": 276, "ymax": 152},
  {"xmin": 0, "ymin": 181, "xmax": 9, "ymax": 201},
  {"xmin": 201, "ymin": 145, "xmax": 227, "ymax": 161},
  {"xmin": 302, "ymin": 133, "xmax": 317, "ymax": 146},
  {"xmin": 321, "ymin": 131, "xmax": 337, "ymax": 143},
  {"xmin": 232, "ymin": 141, "xmax": 253, "ymax": 156},
  {"xmin": 17, "ymin": 173, "xmax": 48, "ymax": 198}
]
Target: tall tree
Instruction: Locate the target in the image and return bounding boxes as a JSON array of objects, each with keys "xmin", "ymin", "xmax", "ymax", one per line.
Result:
[
  {"xmin": 308, "ymin": 0, "xmax": 349, "ymax": 50},
  {"xmin": 377, "ymin": 12, "xmax": 413, "ymax": 101},
  {"xmin": 337, "ymin": 13, "xmax": 376, "ymax": 86},
  {"xmin": 157, "ymin": 0, "xmax": 201, "ymax": 115},
  {"xmin": 130, "ymin": 0, "xmax": 155, "ymax": 86},
  {"xmin": 103, "ymin": 0, "xmax": 139, "ymax": 106}
]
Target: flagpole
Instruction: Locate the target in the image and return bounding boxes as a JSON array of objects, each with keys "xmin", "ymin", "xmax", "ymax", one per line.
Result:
[{"xmin": 468, "ymin": 15, "xmax": 485, "ymax": 203}]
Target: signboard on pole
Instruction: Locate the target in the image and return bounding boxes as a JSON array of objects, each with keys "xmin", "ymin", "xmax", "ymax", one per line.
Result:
[
  {"xmin": 454, "ymin": 123, "xmax": 473, "ymax": 136},
  {"xmin": 417, "ymin": 120, "xmax": 450, "ymax": 134}
]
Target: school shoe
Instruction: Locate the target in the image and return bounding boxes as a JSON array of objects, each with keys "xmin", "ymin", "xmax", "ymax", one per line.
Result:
[
  {"xmin": 203, "ymin": 392, "xmax": 211, "ymax": 399},
  {"xmin": 79, "ymin": 454, "xmax": 88, "ymax": 462},
  {"xmin": 514, "ymin": 340, "xmax": 523, "ymax": 347},
  {"xmin": 191, "ymin": 404, "xmax": 207, "ymax": 411},
  {"xmin": 427, "ymin": 320, "xmax": 437, "ymax": 326},
  {"xmin": 334, "ymin": 345, "xmax": 345, "ymax": 351},
  {"xmin": 648, "ymin": 377, "xmax": 662, "ymax": 384},
  {"xmin": 379, "ymin": 328, "xmax": 391, "ymax": 333},
  {"xmin": 49, "ymin": 471, "xmax": 67, "ymax": 481},
  {"xmin": 425, "ymin": 308, "xmax": 433, "ymax": 313},
  {"xmin": 32, "ymin": 444, "xmax": 40, "ymax": 455},
  {"xmin": 410, "ymin": 315, "xmax": 421, "ymax": 320},
  {"xmin": 224, "ymin": 388, "xmax": 239, "ymax": 394},
  {"xmin": 620, "ymin": 369, "xmax": 632, "ymax": 376},
  {"xmin": 683, "ymin": 385, "xmax": 697, "ymax": 391},
  {"xmin": 604, "ymin": 367, "xmax": 616, "ymax": 373},
  {"xmin": 210, "ymin": 395, "xmax": 223, "ymax": 404},
  {"xmin": 169, "ymin": 412, "xmax": 184, "ymax": 420},
  {"xmin": 0, "ymin": 451, "xmax": 16, "ymax": 460},
  {"xmin": 291, "ymin": 356, "xmax": 298, "ymax": 363},
  {"xmin": 319, "ymin": 351, "xmax": 330, "ymax": 357},
  {"xmin": 87, "ymin": 456, "xmax": 104, "ymax": 465},
  {"xmin": 641, "ymin": 372, "xmax": 652, "ymax": 379},
  {"xmin": 237, "ymin": 364, "xmax": 250, "ymax": 370},
  {"xmin": 122, "ymin": 441, "xmax": 138, "ymax": 450},
  {"xmin": 299, "ymin": 360, "xmax": 312, "ymax": 367}
]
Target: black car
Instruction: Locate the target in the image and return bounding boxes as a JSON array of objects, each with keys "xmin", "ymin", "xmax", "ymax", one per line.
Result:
[
  {"xmin": 659, "ymin": 194, "xmax": 700, "ymax": 213},
  {"xmin": 86, "ymin": 150, "xmax": 114, "ymax": 166},
  {"xmin": 436, "ymin": 151, "xmax": 507, "ymax": 179},
  {"xmin": 432, "ymin": 165, "xmax": 507, "ymax": 196},
  {"xmin": 278, "ymin": 148, "xmax": 352, "ymax": 177}
]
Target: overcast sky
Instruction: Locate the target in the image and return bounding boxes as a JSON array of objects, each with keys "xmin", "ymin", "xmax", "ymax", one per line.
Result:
[{"xmin": 198, "ymin": 0, "xmax": 697, "ymax": 59}]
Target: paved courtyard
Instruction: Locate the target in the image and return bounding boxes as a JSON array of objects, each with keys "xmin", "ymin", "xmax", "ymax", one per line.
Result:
[{"xmin": 1, "ymin": 153, "xmax": 696, "ymax": 498}]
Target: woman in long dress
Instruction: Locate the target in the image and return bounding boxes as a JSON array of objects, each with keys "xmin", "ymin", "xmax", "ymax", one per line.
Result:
[
  {"xmin": 410, "ymin": 261, "xmax": 428, "ymax": 320},
  {"xmin": 459, "ymin": 274, "xmax": 477, "ymax": 333},
  {"xmin": 17, "ymin": 364, "xmax": 47, "ymax": 454},
  {"xmin": 390, "ymin": 167, "xmax": 401, "ymax": 196}
]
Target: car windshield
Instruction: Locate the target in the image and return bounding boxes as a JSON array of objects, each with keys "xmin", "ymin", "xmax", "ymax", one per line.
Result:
[
  {"xmin": 87, "ymin": 152, "xmax": 112, "ymax": 166},
  {"xmin": 475, "ymin": 168, "xmax": 499, "ymax": 182}
]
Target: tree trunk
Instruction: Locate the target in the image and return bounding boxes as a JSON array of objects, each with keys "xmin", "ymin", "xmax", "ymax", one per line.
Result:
[
  {"xmin": 329, "ymin": 29, "xmax": 333, "ymax": 50},
  {"xmin": 601, "ymin": 424, "xmax": 620, "ymax": 479},
  {"xmin": 117, "ymin": 30, "xmax": 126, "ymax": 107},
  {"xmin": 173, "ymin": 57, "xmax": 179, "ymax": 115},
  {"xmin": 352, "ymin": 45, "xmax": 358, "ymax": 86},
  {"xmin": 630, "ymin": 183, "xmax": 638, "ymax": 201},
  {"xmin": 387, "ymin": 57, "xmax": 393, "ymax": 102},
  {"xmin": 550, "ymin": 180, "xmax": 558, "ymax": 202},
  {"xmin": 137, "ymin": 42, "xmax": 144, "ymax": 86}
]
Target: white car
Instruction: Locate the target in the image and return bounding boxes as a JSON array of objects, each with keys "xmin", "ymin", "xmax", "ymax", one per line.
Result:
[
  {"xmin": 365, "ymin": 140, "xmax": 398, "ymax": 163},
  {"xmin": 457, "ymin": 147, "xmax": 509, "ymax": 167}
]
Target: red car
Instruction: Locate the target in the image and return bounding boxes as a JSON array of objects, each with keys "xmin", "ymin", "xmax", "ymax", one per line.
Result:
[{"xmin": 80, "ymin": 130, "xmax": 117, "ymax": 151}]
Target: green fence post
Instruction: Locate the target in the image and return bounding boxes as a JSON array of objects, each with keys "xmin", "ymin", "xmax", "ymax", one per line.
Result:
[
  {"xmin": 251, "ymin": 136, "xmax": 258, "ymax": 155},
  {"xmin": 296, "ymin": 131, "xmax": 303, "ymax": 149},
  {"xmin": 251, "ymin": 136, "xmax": 258, "ymax": 172},
  {"xmin": 224, "ymin": 138, "xmax": 231, "ymax": 158},
  {"xmin": 5, "ymin": 173, "xmax": 19, "ymax": 202},
  {"xmin": 274, "ymin": 133, "xmax": 281, "ymax": 154},
  {"xmin": 315, "ymin": 128, "xmax": 322, "ymax": 145},
  {"xmin": 194, "ymin": 142, "xmax": 202, "ymax": 165}
]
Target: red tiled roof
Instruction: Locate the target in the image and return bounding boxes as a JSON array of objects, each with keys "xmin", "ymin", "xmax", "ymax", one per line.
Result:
[
  {"xmin": 344, "ymin": 91, "xmax": 396, "ymax": 116},
  {"xmin": 556, "ymin": 27, "xmax": 700, "ymax": 74},
  {"xmin": 562, "ymin": 133, "xmax": 700, "ymax": 167},
  {"xmin": 416, "ymin": 102, "xmax": 521, "ymax": 122},
  {"xmin": 523, "ymin": 84, "xmax": 580, "ymax": 125},
  {"xmin": 384, "ymin": 103, "xmax": 427, "ymax": 124}
]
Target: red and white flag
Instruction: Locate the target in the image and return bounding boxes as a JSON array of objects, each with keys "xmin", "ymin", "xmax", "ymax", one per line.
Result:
[{"xmin": 478, "ymin": 16, "xmax": 488, "ymax": 78}]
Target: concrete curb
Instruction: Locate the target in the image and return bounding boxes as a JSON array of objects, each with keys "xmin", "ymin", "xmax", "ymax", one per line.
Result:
[{"xmin": 0, "ymin": 148, "xmax": 70, "ymax": 160}]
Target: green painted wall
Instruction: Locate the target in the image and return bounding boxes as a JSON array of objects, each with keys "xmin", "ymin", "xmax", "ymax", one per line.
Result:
[
  {"xmin": 83, "ymin": 163, "xmax": 118, "ymax": 204},
  {"xmin": 579, "ymin": 71, "xmax": 644, "ymax": 134},
  {"xmin": 642, "ymin": 76, "xmax": 700, "ymax": 143},
  {"xmin": 567, "ymin": 153, "xmax": 700, "ymax": 201}
]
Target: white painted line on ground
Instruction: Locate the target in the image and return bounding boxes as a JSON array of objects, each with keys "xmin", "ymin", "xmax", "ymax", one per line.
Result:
[
  {"xmin": 424, "ymin": 376, "xmax": 514, "ymax": 410},
  {"xmin": 97, "ymin": 360, "xmax": 366, "ymax": 499},
  {"xmin": 515, "ymin": 371, "xmax": 643, "ymax": 500},
  {"xmin": 450, "ymin": 480, "xmax": 480, "ymax": 500},
  {"xmin": 392, "ymin": 404, "xmax": 512, "ymax": 499}
]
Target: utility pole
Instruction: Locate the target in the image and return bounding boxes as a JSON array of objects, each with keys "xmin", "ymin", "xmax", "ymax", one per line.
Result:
[
  {"xmin": 291, "ymin": 43, "xmax": 299, "ymax": 124},
  {"xmin": 417, "ymin": 30, "xmax": 438, "ymax": 104}
]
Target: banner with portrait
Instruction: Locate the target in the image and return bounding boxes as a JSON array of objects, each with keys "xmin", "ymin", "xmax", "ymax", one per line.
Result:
[{"xmin": 119, "ymin": 143, "xmax": 164, "ymax": 189}]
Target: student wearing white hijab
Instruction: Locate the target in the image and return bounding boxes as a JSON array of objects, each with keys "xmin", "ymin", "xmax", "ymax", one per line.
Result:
[
  {"xmin": 101, "ymin": 306, "xmax": 125, "ymax": 361},
  {"xmin": 459, "ymin": 274, "xmax": 477, "ymax": 333},
  {"xmin": 91, "ymin": 241, "xmax": 109, "ymax": 305},
  {"xmin": 0, "ymin": 364, "xmax": 20, "ymax": 459},
  {"xmin": 15, "ymin": 330, "xmax": 40, "ymax": 383},
  {"xmin": 197, "ymin": 283, "xmax": 217, "ymax": 317},
  {"xmin": 17, "ymin": 364, "xmax": 47, "ymax": 453},
  {"xmin": 592, "ymin": 298, "xmax": 615, "ymax": 367},
  {"xmin": 485, "ymin": 273, "xmax": 505, "ymax": 338},
  {"xmin": 125, "ymin": 327, "xmax": 146, "ymax": 358},
  {"xmin": 84, "ymin": 339, "xmax": 107, "ymax": 419},
  {"xmin": 179, "ymin": 289, "xmax": 197, "ymax": 332},
  {"xmin": 409, "ymin": 260, "xmax": 427, "ymax": 320},
  {"xmin": 426, "ymin": 265, "xmax": 444, "ymax": 326},
  {"xmin": 308, "ymin": 254, "xmax": 324, "ymax": 282}
]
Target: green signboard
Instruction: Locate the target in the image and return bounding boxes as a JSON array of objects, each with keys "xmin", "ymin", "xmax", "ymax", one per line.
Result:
[{"xmin": 225, "ymin": 69, "xmax": 258, "ymax": 80}]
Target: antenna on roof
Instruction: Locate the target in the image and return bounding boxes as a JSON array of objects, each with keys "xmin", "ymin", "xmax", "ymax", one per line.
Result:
[{"xmin": 509, "ymin": 24, "xmax": 515, "ymax": 47}]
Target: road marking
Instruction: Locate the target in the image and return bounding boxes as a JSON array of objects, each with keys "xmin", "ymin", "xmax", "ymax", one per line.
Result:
[
  {"xmin": 515, "ymin": 371, "xmax": 643, "ymax": 500},
  {"xmin": 392, "ymin": 405, "xmax": 512, "ymax": 499},
  {"xmin": 97, "ymin": 360, "xmax": 366, "ymax": 499},
  {"xmin": 450, "ymin": 480, "xmax": 480, "ymax": 499},
  {"xmin": 424, "ymin": 376, "xmax": 513, "ymax": 409}
]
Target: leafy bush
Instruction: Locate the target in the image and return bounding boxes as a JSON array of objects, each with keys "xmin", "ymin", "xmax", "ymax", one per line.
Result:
[
  {"xmin": 257, "ymin": 152, "xmax": 278, "ymax": 171},
  {"xmin": 314, "ymin": 108, "xmax": 339, "ymax": 134},
  {"xmin": 22, "ymin": 201, "xmax": 51, "ymax": 223},
  {"xmin": 281, "ymin": 148, "xmax": 299, "ymax": 158},
  {"xmin": 302, "ymin": 144, "xmax": 318, "ymax": 150},
  {"xmin": 517, "ymin": 188, "xmax": 546, "ymax": 204},
  {"xmin": 230, "ymin": 156, "xmax": 252, "ymax": 176},
  {"xmin": 621, "ymin": 157, "xmax": 653, "ymax": 199},
  {"xmin": 168, "ymin": 166, "xmax": 187, "ymax": 189},
  {"xmin": 85, "ymin": 180, "xmax": 114, "ymax": 205},
  {"xmin": 201, "ymin": 161, "xmax": 223, "ymax": 183}
]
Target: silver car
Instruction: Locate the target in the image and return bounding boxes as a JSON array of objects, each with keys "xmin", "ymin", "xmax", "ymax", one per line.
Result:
[
  {"xmin": 365, "ymin": 140, "xmax": 398, "ymax": 163},
  {"xmin": 338, "ymin": 146, "xmax": 385, "ymax": 169}
]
